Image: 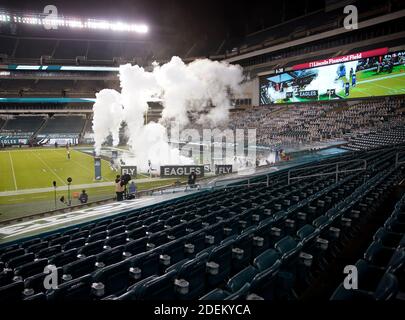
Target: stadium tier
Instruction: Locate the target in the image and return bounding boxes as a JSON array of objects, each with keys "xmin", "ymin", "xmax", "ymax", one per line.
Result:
[
  {"xmin": 344, "ymin": 127, "xmax": 405, "ymax": 151},
  {"xmin": 38, "ymin": 115, "xmax": 86, "ymax": 136},
  {"xmin": 0, "ymin": 146, "xmax": 404, "ymax": 301},
  {"xmin": 0, "ymin": 116, "xmax": 44, "ymax": 136}
]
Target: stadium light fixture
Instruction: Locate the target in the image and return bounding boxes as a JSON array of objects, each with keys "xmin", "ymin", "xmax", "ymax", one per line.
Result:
[{"xmin": 0, "ymin": 10, "xmax": 149, "ymax": 34}]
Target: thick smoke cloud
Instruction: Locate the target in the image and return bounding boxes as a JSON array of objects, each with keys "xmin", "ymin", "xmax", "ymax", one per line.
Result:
[
  {"xmin": 92, "ymin": 57, "xmax": 244, "ymax": 171},
  {"xmin": 92, "ymin": 89, "xmax": 124, "ymax": 152}
]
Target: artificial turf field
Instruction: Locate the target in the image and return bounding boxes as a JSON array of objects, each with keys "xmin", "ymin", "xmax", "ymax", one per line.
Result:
[
  {"xmin": 0, "ymin": 148, "xmax": 177, "ymax": 221},
  {"xmin": 0, "ymin": 148, "xmax": 122, "ymax": 191},
  {"xmin": 336, "ymin": 64, "xmax": 405, "ymax": 98}
]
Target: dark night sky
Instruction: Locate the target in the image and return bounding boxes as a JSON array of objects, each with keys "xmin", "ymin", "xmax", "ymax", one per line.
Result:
[{"xmin": 1, "ymin": 0, "xmax": 326, "ymax": 40}]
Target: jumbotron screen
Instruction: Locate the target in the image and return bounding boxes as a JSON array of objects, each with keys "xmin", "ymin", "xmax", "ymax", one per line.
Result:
[{"xmin": 259, "ymin": 49, "xmax": 405, "ymax": 104}]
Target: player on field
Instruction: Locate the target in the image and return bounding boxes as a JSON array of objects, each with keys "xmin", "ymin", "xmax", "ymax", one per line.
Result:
[{"xmin": 345, "ymin": 82, "xmax": 350, "ymax": 96}]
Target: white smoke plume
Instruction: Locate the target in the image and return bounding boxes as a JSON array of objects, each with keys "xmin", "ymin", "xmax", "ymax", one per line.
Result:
[
  {"xmin": 92, "ymin": 57, "xmax": 244, "ymax": 171},
  {"xmin": 92, "ymin": 89, "xmax": 124, "ymax": 153}
]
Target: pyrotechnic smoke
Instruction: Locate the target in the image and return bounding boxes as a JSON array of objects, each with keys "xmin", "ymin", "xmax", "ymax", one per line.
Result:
[
  {"xmin": 92, "ymin": 89, "xmax": 124, "ymax": 153},
  {"xmin": 92, "ymin": 57, "xmax": 244, "ymax": 171}
]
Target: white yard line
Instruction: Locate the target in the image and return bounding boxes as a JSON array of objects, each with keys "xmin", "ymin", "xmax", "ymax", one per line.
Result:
[
  {"xmin": 33, "ymin": 152, "xmax": 66, "ymax": 186},
  {"xmin": 357, "ymin": 72, "xmax": 405, "ymax": 85},
  {"xmin": 8, "ymin": 152, "xmax": 17, "ymax": 191}
]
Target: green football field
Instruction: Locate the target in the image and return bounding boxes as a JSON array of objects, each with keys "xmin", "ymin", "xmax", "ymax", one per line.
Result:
[
  {"xmin": 0, "ymin": 148, "xmax": 123, "ymax": 191},
  {"xmin": 336, "ymin": 64, "xmax": 405, "ymax": 98},
  {"xmin": 0, "ymin": 148, "xmax": 179, "ymax": 221}
]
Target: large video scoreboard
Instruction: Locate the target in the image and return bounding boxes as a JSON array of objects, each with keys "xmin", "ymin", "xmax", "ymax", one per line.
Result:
[{"xmin": 259, "ymin": 48, "xmax": 405, "ymax": 104}]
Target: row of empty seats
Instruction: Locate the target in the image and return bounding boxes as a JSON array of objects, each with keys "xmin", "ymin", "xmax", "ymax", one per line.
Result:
[
  {"xmin": 39, "ymin": 115, "xmax": 86, "ymax": 136},
  {"xmin": 0, "ymin": 115, "xmax": 87, "ymax": 139},
  {"xmin": 0, "ymin": 116, "xmax": 44, "ymax": 135},
  {"xmin": 343, "ymin": 126, "xmax": 405, "ymax": 151}
]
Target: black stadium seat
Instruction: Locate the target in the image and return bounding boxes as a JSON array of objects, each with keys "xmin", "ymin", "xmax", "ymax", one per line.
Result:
[{"xmin": 0, "ymin": 281, "xmax": 24, "ymax": 302}]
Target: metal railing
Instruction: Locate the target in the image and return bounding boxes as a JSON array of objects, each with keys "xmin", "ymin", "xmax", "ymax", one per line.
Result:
[
  {"xmin": 287, "ymin": 159, "xmax": 367, "ymax": 185},
  {"xmin": 395, "ymin": 150, "xmax": 405, "ymax": 167}
]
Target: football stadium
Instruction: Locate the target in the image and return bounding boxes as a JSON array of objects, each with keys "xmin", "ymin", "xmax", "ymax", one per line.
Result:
[{"xmin": 0, "ymin": 0, "xmax": 405, "ymax": 310}]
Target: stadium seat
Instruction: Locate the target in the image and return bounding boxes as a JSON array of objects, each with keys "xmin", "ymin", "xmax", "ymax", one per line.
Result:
[
  {"xmin": 62, "ymin": 255, "xmax": 97, "ymax": 280},
  {"xmin": 232, "ymin": 228, "xmax": 255, "ymax": 272},
  {"xmin": 62, "ymin": 228, "xmax": 80, "ymax": 237},
  {"xmin": 23, "ymin": 292, "xmax": 47, "ymax": 301},
  {"xmin": 6, "ymin": 253, "xmax": 35, "ymax": 269},
  {"xmin": 0, "ymin": 281, "xmax": 24, "ymax": 302},
  {"xmin": 147, "ymin": 231, "xmax": 168, "ymax": 248},
  {"xmin": 112, "ymin": 276, "xmax": 159, "ymax": 300},
  {"xmin": 26, "ymin": 242, "xmax": 48, "ymax": 254},
  {"xmin": 49, "ymin": 249, "xmax": 78, "ymax": 267},
  {"xmin": 63, "ymin": 237, "xmax": 86, "ymax": 251},
  {"xmin": 128, "ymin": 251, "xmax": 161, "ymax": 279},
  {"xmin": 47, "ymin": 274, "xmax": 92, "ymax": 301},
  {"xmin": 204, "ymin": 240, "xmax": 234, "ymax": 288},
  {"xmin": 95, "ymin": 245, "xmax": 125, "ymax": 267},
  {"xmin": 127, "ymin": 226, "xmax": 147, "ymax": 241},
  {"xmin": 250, "ymin": 249, "xmax": 282, "ymax": 298},
  {"xmin": 107, "ymin": 225, "xmax": 127, "ymax": 237},
  {"xmin": 0, "ymin": 244, "xmax": 20, "ymax": 256},
  {"xmin": 331, "ymin": 271, "xmax": 399, "ymax": 300},
  {"xmin": 104, "ymin": 233, "xmax": 127, "ymax": 248},
  {"xmin": 14, "ymin": 259, "xmax": 49, "ymax": 279},
  {"xmin": 123, "ymin": 237, "xmax": 148, "ymax": 257},
  {"xmin": 199, "ymin": 283, "xmax": 251, "ymax": 300},
  {"xmin": 49, "ymin": 235, "xmax": 71, "ymax": 247},
  {"xmin": 226, "ymin": 265, "xmax": 258, "ymax": 293},
  {"xmin": 174, "ymin": 252, "xmax": 209, "ymax": 299},
  {"xmin": 373, "ymin": 227, "xmax": 404, "ymax": 248},
  {"xmin": 36, "ymin": 244, "xmax": 62, "ymax": 259},
  {"xmin": 126, "ymin": 270, "xmax": 178, "ymax": 300},
  {"xmin": 70, "ymin": 230, "xmax": 90, "ymax": 241},
  {"xmin": 91, "ymin": 260, "xmax": 132, "ymax": 298},
  {"xmin": 0, "ymin": 248, "xmax": 25, "ymax": 262},
  {"xmin": 20, "ymin": 238, "xmax": 41, "ymax": 249},
  {"xmin": 87, "ymin": 231, "xmax": 107, "ymax": 243},
  {"xmin": 78, "ymin": 239, "xmax": 105, "ymax": 257},
  {"xmin": 24, "ymin": 267, "xmax": 63, "ymax": 296}
]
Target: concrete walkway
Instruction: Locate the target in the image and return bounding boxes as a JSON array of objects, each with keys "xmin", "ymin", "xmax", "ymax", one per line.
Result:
[{"xmin": 0, "ymin": 177, "xmax": 171, "ymax": 197}]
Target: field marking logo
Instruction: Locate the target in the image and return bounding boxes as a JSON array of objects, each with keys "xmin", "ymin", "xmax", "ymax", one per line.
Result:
[
  {"xmin": 343, "ymin": 5, "xmax": 358, "ymax": 30},
  {"xmin": 343, "ymin": 265, "xmax": 358, "ymax": 290}
]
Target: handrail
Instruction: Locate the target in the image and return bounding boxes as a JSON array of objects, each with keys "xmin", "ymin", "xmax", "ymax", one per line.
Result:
[
  {"xmin": 0, "ymin": 181, "xmax": 178, "ymax": 226},
  {"xmin": 287, "ymin": 159, "xmax": 367, "ymax": 184},
  {"xmin": 395, "ymin": 149, "xmax": 405, "ymax": 167}
]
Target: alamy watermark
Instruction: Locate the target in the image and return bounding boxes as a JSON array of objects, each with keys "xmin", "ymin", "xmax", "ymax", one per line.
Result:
[
  {"xmin": 343, "ymin": 5, "xmax": 358, "ymax": 30},
  {"xmin": 169, "ymin": 122, "xmax": 258, "ymax": 175},
  {"xmin": 343, "ymin": 265, "xmax": 358, "ymax": 290}
]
